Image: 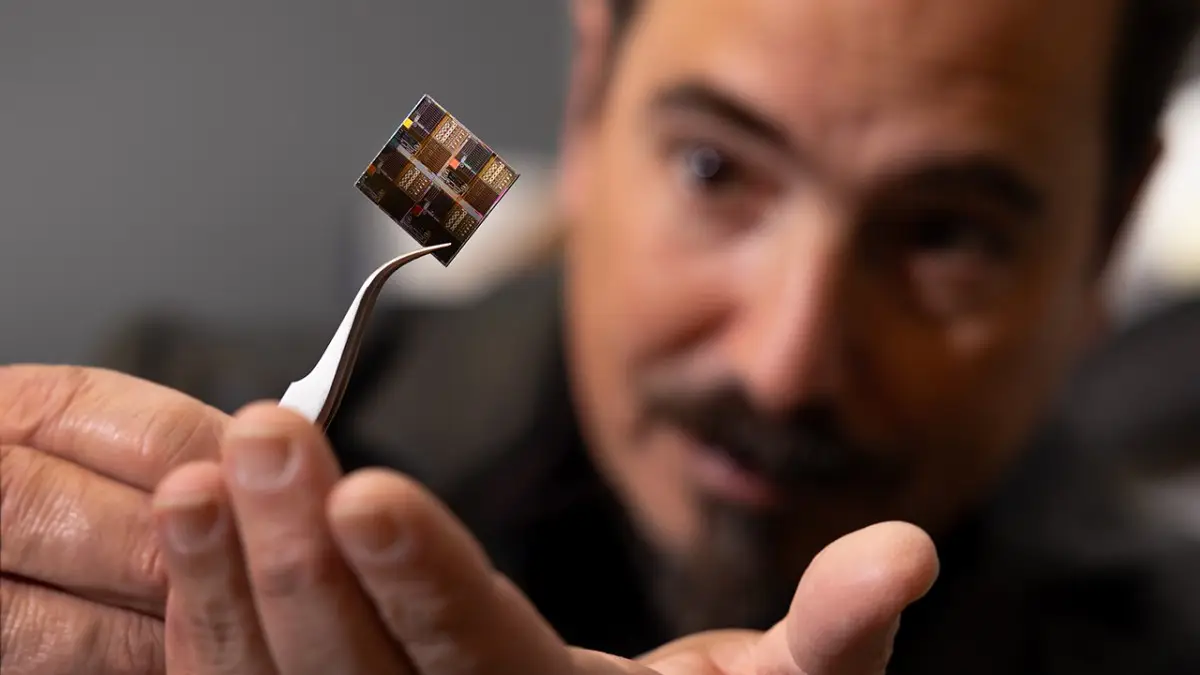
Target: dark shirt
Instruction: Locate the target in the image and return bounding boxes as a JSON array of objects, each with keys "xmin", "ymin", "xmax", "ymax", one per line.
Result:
[{"xmin": 102, "ymin": 263, "xmax": 1200, "ymax": 673}]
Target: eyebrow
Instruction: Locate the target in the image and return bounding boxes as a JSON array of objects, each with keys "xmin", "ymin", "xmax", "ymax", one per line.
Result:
[
  {"xmin": 651, "ymin": 83, "xmax": 1044, "ymax": 216},
  {"xmin": 884, "ymin": 158, "xmax": 1045, "ymax": 216},
  {"xmin": 650, "ymin": 82, "xmax": 797, "ymax": 156}
]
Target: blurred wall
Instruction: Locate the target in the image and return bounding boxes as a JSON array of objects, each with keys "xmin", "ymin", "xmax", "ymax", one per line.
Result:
[
  {"xmin": 1112, "ymin": 71, "xmax": 1200, "ymax": 319},
  {"xmin": 1, "ymin": 2, "xmax": 1197, "ymax": 365},
  {"xmin": 0, "ymin": 0, "xmax": 569, "ymax": 365}
]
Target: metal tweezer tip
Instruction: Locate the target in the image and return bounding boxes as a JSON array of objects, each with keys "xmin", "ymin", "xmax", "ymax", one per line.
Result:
[{"xmin": 278, "ymin": 242, "xmax": 450, "ymax": 430}]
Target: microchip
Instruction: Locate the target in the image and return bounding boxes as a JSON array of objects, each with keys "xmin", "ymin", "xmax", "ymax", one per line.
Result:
[{"xmin": 356, "ymin": 94, "xmax": 520, "ymax": 266}]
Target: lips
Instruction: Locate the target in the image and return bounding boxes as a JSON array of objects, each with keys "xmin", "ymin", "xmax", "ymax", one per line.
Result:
[
  {"xmin": 687, "ymin": 440, "xmax": 786, "ymax": 510},
  {"xmin": 717, "ymin": 440, "xmax": 769, "ymax": 475}
]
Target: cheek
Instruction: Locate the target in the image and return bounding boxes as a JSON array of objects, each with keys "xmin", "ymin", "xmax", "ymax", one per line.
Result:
[
  {"xmin": 845, "ymin": 262, "xmax": 1084, "ymax": 473},
  {"xmin": 571, "ymin": 136, "xmax": 733, "ymax": 379},
  {"xmin": 564, "ymin": 146, "xmax": 730, "ymax": 554}
]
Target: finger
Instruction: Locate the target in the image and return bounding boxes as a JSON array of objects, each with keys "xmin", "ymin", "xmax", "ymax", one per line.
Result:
[
  {"xmin": 328, "ymin": 469, "xmax": 575, "ymax": 675},
  {"xmin": 220, "ymin": 403, "xmax": 407, "ymax": 675},
  {"xmin": 636, "ymin": 630, "xmax": 760, "ymax": 673},
  {"xmin": 153, "ymin": 461, "xmax": 277, "ymax": 675},
  {"xmin": 1, "ymin": 575, "xmax": 165, "ymax": 675},
  {"xmin": 752, "ymin": 521, "xmax": 939, "ymax": 675},
  {"xmin": 0, "ymin": 365, "xmax": 227, "ymax": 490},
  {"xmin": 1, "ymin": 444, "xmax": 166, "ymax": 616},
  {"xmin": 571, "ymin": 648, "xmax": 660, "ymax": 675}
]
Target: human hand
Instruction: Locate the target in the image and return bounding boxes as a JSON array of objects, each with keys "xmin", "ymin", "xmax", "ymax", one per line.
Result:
[
  {"xmin": 156, "ymin": 401, "xmax": 938, "ymax": 675},
  {"xmin": 635, "ymin": 521, "xmax": 939, "ymax": 675},
  {"xmin": 1, "ymin": 365, "xmax": 229, "ymax": 674}
]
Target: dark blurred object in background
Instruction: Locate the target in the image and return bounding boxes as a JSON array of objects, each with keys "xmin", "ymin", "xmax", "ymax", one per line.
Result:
[
  {"xmin": 1058, "ymin": 295, "xmax": 1200, "ymax": 537},
  {"xmin": 1064, "ymin": 296, "xmax": 1200, "ymax": 471}
]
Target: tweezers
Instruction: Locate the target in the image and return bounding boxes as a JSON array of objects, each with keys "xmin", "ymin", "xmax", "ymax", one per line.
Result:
[{"xmin": 278, "ymin": 242, "xmax": 450, "ymax": 430}]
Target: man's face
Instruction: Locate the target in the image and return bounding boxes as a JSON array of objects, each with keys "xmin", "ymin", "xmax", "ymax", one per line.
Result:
[{"xmin": 560, "ymin": 0, "xmax": 1126, "ymax": 621}]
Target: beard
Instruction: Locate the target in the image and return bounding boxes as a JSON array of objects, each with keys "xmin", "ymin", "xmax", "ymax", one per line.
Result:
[
  {"xmin": 648, "ymin": 496, "xmax": 795, "ymax": 635},
  {"xmin": 639, "ymin": 378, "xmax": 908, "ymax": 500},
  {"xmin": 632, "ymin": 376, "xmax": 912, "ymax": 635}
]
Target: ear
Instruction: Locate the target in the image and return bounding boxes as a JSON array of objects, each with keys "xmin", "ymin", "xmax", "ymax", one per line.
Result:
[{"xmin": 556, "ymin": 0, "xmax": 619, "ymax": 221}]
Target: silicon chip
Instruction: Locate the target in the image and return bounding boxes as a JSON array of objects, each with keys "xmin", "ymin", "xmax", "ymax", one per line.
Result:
[{"xmin": 356, "ymin": 94, "xmax": 520, "ymax": 266}]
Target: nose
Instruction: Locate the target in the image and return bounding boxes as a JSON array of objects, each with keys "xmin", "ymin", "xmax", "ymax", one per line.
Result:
[{"xmin": 728, "ymin": 205, "xmax": 845, "ymax": 416}]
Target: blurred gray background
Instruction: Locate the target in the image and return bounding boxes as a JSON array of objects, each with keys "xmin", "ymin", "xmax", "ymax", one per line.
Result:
[
  {"xmin": 1, "ymin": 1, "xmax": 1198, "ymax": 366},
  {"xmin": 0, "ymin": 0, "xmax": 569, "ymax": 364}
]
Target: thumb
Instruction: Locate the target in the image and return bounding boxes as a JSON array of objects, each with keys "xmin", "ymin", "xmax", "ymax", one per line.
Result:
[{"xmin": 754, "ymin": 521, "xmax": 939, "ymax": 675}]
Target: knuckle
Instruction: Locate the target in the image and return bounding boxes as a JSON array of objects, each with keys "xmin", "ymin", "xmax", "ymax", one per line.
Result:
[
  {"xmin": 410, "ymin": 636, "xmax": 479, "ymax": 675},
  {"xmin": 103, "ymin": 608, "xmax": 164, "ymax": 674},
  {"xmin": 0, "ymin": 445, "xmax": 63, "ymax": 571},
  {"xmin": 129, "ymin": 525, "xmax": 169, "ymax": 598},
  {"xmin": 1, "ymin": 446, "xmax": 166, "ymax": 603},
  {"xmin": 178, "ymin": 595, "xmax": 253, "ymax": 669},
  {"xmin": 184, "ymin": 596, "xmax": 239, "ymax": 647},
  {"xmin": 0, "ymin": 579, "xmax": 30, "ymax": 669},
  {"xmin": 376, "ymin": 579, "xmax": 454, "ymax": 635},
  {"xmin": 0, "ymin": 581, "xmax": 65, "ymax": 673},
  {"xmin": 138, "ymin": 399, "xmax": 224, "ymax": 470},
  {"xmin": 249, "ymin": 540, "xmax": 343, "ymax": 600},
  {"xmin": 0, "ymin": 577, "xmax": 163, "ymax": 675},
  {"xmin": 382, "ymin": 578, "xmax": 490, "ymax": 675},
  {"xmin": 0, "ymin": 364, "xmax": 91, "ymax": 446}
]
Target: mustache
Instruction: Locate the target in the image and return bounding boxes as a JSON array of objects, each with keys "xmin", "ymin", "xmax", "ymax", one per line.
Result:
[{"xmin": 640, "ymin": 381, "xmax": 904, "ymax": 490}]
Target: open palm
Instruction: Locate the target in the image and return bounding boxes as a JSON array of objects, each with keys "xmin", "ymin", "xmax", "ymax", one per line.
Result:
[{"xmin": 157, "ymin": 403, "xmax": 938, "ymax": 675}]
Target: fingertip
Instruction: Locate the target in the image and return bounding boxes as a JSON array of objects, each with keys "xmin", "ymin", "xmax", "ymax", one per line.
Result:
[
  {"xmin": 783, "ymin": 521, "xmax": 940, "ymax": 675},
  {"xmin": 327, "ymin": 469, "xmax": 432, "ymax": 564},
  {"xmin": 801, "ymin": 521, "xmax": 939, "ymax": 609},
  {"xmin": 328, "ymin": 467, "xmax": 419, "ymax": 504},
  {"xmin": 153, "ymin": 461, "xmax": 225, "ymax": 511},
  {"xmin": 882, "ymin": 521, "xmax": 940, "ymax": 597},
  {"xmin": 861, "ymin": 521, "xmax": 938, "ymax": 595},
  {"xmin": 227, "ymin": 401, "xmax": 313, "ymax": 440},
  {"xmin": 152, "ymin": 461, "xmax": 230, "ymax": 558},
  {"xmin": 221, "ymin": 402, "xmax": 339, "ymax": 490}
]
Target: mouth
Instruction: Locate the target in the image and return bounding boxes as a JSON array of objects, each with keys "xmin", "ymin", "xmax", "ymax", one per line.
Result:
[{"xmin": 685, "ymin": 439, "xmax": 786, "ymax": 510}]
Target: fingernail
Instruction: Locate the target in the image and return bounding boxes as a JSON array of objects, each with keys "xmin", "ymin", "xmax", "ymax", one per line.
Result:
[
  {"xmin": 160, "ymin": 496, "xmax": 224, "ymax": 554},
  {"xmin": 336, "ymin": 510, "xmax": 411, "ymax": 562},
  {"xmin": 230, "ymin": 431, "xmax": 296, "ymax": 490}
]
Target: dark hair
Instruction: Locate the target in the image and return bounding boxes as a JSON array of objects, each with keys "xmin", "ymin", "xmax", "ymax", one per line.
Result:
[
  {"xmin": 1107, "ymin": 0, "xmax": 1200, "ymax": 177},
  {"xmin": 601, "ymin": 0, "xmax": 1199, "ymax": 180}
]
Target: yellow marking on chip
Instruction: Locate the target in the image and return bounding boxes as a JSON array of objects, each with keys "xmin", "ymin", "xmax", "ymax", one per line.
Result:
[{"xmin": 355, "ymin": 94, "xmax": 520, "ymax": 267}]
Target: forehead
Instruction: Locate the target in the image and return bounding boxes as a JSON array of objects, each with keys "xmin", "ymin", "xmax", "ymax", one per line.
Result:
[{"xmin": 615, "ymin": 0, "xmax": 1121, "ymax": 184}]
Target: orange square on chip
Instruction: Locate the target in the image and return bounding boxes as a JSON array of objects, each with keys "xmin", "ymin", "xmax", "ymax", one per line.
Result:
[{"xmin": 355, "ymin": 94, "xmax": 521, "ymax": 266}]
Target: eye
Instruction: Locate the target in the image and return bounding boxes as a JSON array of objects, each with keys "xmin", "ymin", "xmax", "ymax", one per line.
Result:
[
  {"xmin": 686, "ymin": 145, "xmax": 729, "ymax": 182},
  {"xmin": 899, "ymin": 212, "xmax": 1015, "ymax": 317},
  {"xmin": 675, "ymin": 142, "xmax": 744, "ymax": 192},
  {"xmin": 661, "ymin": 137, "xmax": 777, "ymax": 230},
  {"xmin": 910, "ymin": 214, "xmax": 1005, "ymax": 256}
]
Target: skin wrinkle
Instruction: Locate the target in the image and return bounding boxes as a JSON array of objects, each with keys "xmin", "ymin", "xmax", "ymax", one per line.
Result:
[
  {"xmin": 1, "ymin": 443, "xmax": 168, "ymax": 617},
  {"xmin": 247, "ymin": 537, "xmax": 345, "ymax": 602},
  {"xmin": 0, "ymin": 365, "xmax": 90, "ymax": 448},
  {"xmin": 0, "ymin": 446, "xmax": 75, "ymax": 572},
  {"xmin": 0, "ymin": 366, "xmax": 227, "ymax": 491},
  {"xmin": 379, "ymin": 579, "xmax": 452, "ymax": 640},
  {"xmin": 1, "ymin": 580, "xmax": 166, "ymax": 674}
]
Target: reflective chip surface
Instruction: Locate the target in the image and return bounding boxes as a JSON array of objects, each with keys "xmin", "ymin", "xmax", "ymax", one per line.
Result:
[{"xmin": 356, "ymin": 95, "xmax": 519, "ymax": 266}]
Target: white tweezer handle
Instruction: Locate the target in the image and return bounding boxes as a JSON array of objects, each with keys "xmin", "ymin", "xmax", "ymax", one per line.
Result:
[{"xmin": 278, "ymin": 242, "xmax": 450, "ymax": 430}]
